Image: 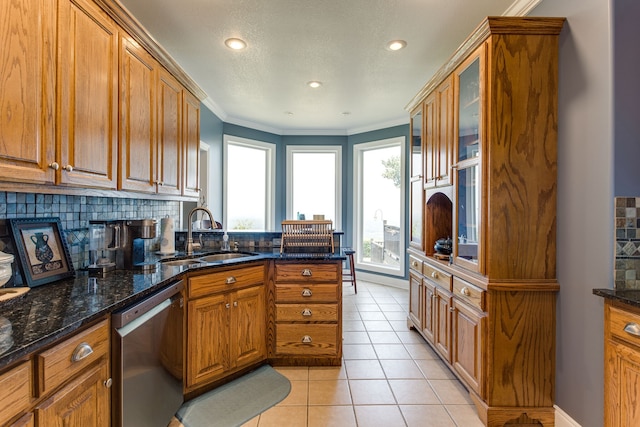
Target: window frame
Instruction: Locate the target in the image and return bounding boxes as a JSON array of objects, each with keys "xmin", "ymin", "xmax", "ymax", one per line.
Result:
[
  {"xmin": 285, "ymin": 145, "xmax": 342, "ymax": 230},
  {"xmin": 223, "ymin": 135, "xmax": 276, "ymax": 231}
]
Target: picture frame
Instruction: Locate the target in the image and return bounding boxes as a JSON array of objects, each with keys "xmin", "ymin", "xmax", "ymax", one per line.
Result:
[{"xmin": 7, "ymin": 217, "xmax": 75, "ymax": 287}]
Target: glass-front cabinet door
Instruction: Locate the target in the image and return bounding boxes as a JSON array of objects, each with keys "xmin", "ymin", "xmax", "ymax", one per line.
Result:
[
  {"xmin": 453, "ymin": 46, "xmax": 483, "ymax": 272},
  {"xmin": 409, "ymin": 106, "xmax": 423, "ymax": 249}
]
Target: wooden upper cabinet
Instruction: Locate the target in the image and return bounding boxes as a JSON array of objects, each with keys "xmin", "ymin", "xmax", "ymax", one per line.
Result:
[
  {"xmin": 57, "ymin": 0, "xmax": 118, "ymax": 189},
  {"xmin": 156, "ymin": 68, "xmax": 182, "ymax": 195},
  {"xmin": 119, "ymin": 35, "xmax": 157, "ymax": 193},
  {"xmin": 436, "ymin": 76, "xmax": 453, "ymax": 187},
  {"xmin": 182, "ymin": 91, "xmax": 200, "ymax": 198},
  {"xmin": 0, "ymin": 0, "xmax": 56, "ymax": 184}
]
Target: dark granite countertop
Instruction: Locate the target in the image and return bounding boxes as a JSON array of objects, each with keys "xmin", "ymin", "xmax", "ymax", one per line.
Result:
[
  {"xmin": 593, "ymin": 288, "xmax": 640, "ymax": 309},
  {"xmin": 0, "ymin": 250, "xmax": 345, "ymax": 370}
]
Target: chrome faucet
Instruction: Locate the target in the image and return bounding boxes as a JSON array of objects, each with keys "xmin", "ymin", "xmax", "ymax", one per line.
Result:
[{"xmin": 186, "ymin": 207, "xmax": 215, "ymax": 255}]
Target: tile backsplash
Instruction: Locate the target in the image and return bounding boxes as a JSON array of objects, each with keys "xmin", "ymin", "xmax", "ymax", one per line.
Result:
[
  {"xmin": 0, "ymin": 191, "xmax": 180, "ymax": 276},
  {"xmin": 615, "ymin": 197, "xmax": 640, "ymax": 289}
]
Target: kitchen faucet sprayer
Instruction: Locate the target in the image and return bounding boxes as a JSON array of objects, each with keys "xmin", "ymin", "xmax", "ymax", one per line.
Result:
[{"xmin": 186, "ymin": 207, "xmax": 216, "ymax": 255}]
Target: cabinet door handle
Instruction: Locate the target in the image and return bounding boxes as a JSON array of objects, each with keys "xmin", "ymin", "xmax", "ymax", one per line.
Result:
[
  {"xmin": 431, "ymin": 271, "xmax": 438, "ymax": 279},
  {"xmin": 301, "ymin": 308, "xmax": 312, "ymax": 316},
  {"xmin": 62, "ymin": 164, "xmax": 74, "ymax": 172},
  {"xmin": 71, "ymin": 342, "xmax": 94, "ymax": 362},
  {"xmin": 104, "ymin": 378, "xmax": 113, "ymax": 388},
  {"xmin": 461, "ymin": 287, "xmax": 471, "ymax": 296},
  {"xmin": 301, "ymin": 288, "xmax": 313, "ymax": 297},
  {"xmin": 48, "ymin": 162, "xmax": 60, "ymax": 170},
  {"xmin": 449, "ymin": 307, "xmax": 455, "ymax": 313},
  {"xmin": 226, "ymin": 276, "xmax": 237, "ymax": 285},
  {"xmin": 225, "ymin": 303, "xmax": 231, "ymax": 309},
  {"xmin": 624, "ymin": 322, "xmax": 640, "ymax": 337},
  {"xmin": 301, "ymin": 268, "xmax": 312, "ymax": 277},
  {"xmin": 301, "ymin": 335, "xmax": 312, "ymax": 343}
]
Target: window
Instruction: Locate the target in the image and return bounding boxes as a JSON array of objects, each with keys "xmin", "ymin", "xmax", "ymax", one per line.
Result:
[
  {"xmin": 353, "ymin": 137, "xmax": 405, "ymax": 275},
  {"xmin": 286, "ymin": 146, "xmax": 342, "ymax": 229},
  {"xmin": 223, "ymin": 135, "xmax": 275, "ymax": 230}
]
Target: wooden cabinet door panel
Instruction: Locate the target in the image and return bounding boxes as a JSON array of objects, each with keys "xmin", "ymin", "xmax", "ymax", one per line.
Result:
[
  {"xmin": 156, "ymin": 68, "xmax": 182, "ymax": 195},
  {"xmin": 422, "ymin": 280, "xmax": 436, "ymax": 344},
  {"xmin": 232, "ymin": 286, "xmax": 266, "ymax": 368},
  {"xmin": 119, "ymin": 36, "xmax": 156, "ymax": 193},
  {"xmin": 434, "ymin": 287, "xmax": 452, "ymax": 363},
  {"xmin": 182, "ymin": 91, "xmax": 200, "ymax": 197},
  {"xmin": 436, "ymin": 76, "xmax": 453, "ymax": 186},
  {"xmin": 187, "ymin": 294, "xmax": 229, "ymax": 387},
  {"xmin": 58, "ymin": 0, "xmax": 118, "ymax": 189},
  {"xmin": 423, "ymin": 93, "xmax": 437, "ymax": 188},
  {"xmin": 35, "ymin": 361, "xmax": 110, "ymax": 427},
  {"xmin": 452, "ymin": 297, "xmax": 485, "ymax": 396},
  {"xmin": 0, "ymin": 0, "xmax": 56, "ymax": 184},
  {"xmin": 408, "ymin": 271, "xmax": 422, "ymax": 329}
]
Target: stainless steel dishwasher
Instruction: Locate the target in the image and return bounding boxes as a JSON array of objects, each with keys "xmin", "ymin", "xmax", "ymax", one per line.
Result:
[{"xmin": 112, "ymin": 280, "xmax": 184, "ymax": 427}]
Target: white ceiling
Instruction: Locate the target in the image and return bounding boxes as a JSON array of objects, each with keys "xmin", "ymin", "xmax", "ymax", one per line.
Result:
[{"xmin": 118, "ymin": 0, "xmax": 530, "ymax": 135}]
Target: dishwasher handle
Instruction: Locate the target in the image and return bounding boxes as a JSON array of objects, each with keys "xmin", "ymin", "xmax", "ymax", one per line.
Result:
[{"xmin": 112, "ymin": 280, "xmax": 183, "ymax": 329}]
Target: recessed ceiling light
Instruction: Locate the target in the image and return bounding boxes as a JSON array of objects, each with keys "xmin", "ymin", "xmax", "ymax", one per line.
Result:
[
  {"xmin": 307, "ymin": 81, "xmax": 322, "ymax": 89},
  {"xmin": 387, "ymin": 40, "xmax": 407, "ymax": 51},
  {"xmin": 285, "ymin": 111, "xmax": 294, "ymax": 116},
  {"xmin": 342, "ymin": 112, "xmax": 351, "ymax": 116},
  {"xmin": 225, "ymin": 38, "xmax": 247, "ymax": 50}
]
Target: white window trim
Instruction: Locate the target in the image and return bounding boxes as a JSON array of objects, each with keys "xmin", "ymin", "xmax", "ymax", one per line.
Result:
[
  {"xmin": 285, "ymin": 145, "xmax": 342, "ymax": 230},
  {"xmin": 352, "ymin": 136, "xmax": 406, "ymax": 277},
  {"xmin": 223, "ymin": 135, "xmax": 276, "ymax": 230}
]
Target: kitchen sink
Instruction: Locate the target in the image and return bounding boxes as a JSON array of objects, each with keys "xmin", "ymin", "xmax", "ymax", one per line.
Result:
[
  {"xmin": 161, "ymin": 259, "xmax": 204, "ymax": 267},
  {"xmin": 198, "ymin": 253, "xmax": 254, "ymax": 262}
]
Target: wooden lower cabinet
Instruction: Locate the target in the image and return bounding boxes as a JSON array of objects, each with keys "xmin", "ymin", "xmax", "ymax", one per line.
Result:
[
  {"xmin": 185, "ymin": 264, "xmax": 267, "ymax": 392},
  {"xmin": 605, "ymin": 300, "xmax": 640, "ymax": 427},
  {"xmin": 451, "ymin": 296, "xmax": 485, "ymax": 396}
]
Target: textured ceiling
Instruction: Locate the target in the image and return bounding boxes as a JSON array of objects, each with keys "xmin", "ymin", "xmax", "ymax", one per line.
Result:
[{"xmin": 119, "ymin": 0, "xmax": 524, "ymax": 135}]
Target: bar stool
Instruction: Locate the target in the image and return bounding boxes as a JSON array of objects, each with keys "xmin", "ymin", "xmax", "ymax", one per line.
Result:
[{"xmin": 342, "ymin": 248, "xmax": 357, "ymax": 294}]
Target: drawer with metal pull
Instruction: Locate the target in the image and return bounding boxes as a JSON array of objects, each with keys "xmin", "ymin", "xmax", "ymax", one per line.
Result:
[
  {"xmin": 36, "ymin": 319, "xmax": 109, "ymax": 396},
  {"xmin": 409, "ymin": 255, "xmax": 423, "ymax": 274},
  {"xmin": 452, "ymin": 277, "xmax": 485, "ymax": 311},
  {"xmin": 276, "ymin": 324, "xmax": 338, "ymax": 355},
  {"xmin": 189, "ymin": 264, "xmax": 264, "ymax": 298},
  {"xmin": 423, "ymin": 262, "xmax": 452, "ymax": 291},
  {"xmin": 274, "ymin": 262, "xmax": 339, "ymax": 282},
  {"xmin": 609, "ymin": 304, "xmax": 640, "ymax": 348},
  {"xmin": 276, "ymin": 303, "xmax": 338, "ymax": 322},
  {"xmin": 275, "ymin": 284, "xmax": 339, "ymax": 303}
]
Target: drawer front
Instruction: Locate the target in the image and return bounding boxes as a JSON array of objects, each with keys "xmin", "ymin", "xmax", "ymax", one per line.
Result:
[
  {"xmin": 275, "ymin": 262, "xmax": 339, "ymax": 282},
  {"xmin": 276, "ymin": 324, "xmax": 338, "ymax": 355},
  {"xmin": 609, "ymin": 305, "xmax": 640, "ymax": 348},
  {"xmin": 424, "ymin": 262, "xmax": 452, "ymax": 291},
  {"xmin": 452, "ymin": 277, "xmax": 484, "ymax": 311},
  {"xmin": 0, "ymin": 360, "xmax": 32, "ymax": 423},
  {"xmin": 275, "ymin": 284, "xmax": 339, "ymax": 303},
  {"xmin": 276, "ymin": 303, "xmax": 338, "ymax": 322},
  {"xmin": 189, "ymin": 264, "xmax": 264, "ymax": 298},
  {"xmin": 37, "ymin": 319, "xmax": 109, "ymax": 396},
  {"xmin": 409, "ymin": 255, "xmax": 423, "ymax": 274}
]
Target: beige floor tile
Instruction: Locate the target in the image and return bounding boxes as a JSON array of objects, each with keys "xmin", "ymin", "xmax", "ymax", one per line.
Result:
[
  {"xmin": 390, "ymin": 320, "xmax": 412, "ymax": 331},
  {"xmin": 359, "ymin": 311, "xmax": 387, "ymax": 321},
  {"xmin": 356, "ymin": 303, "xmax": 381, "ymax": 312},
  {"xmin": 274, "ymin": 366, "xmax": 309, "ymax": 381},
  {"xmin": 342, "ymin": 311, "xmax": 362, "ymax": 320},
  {"xmin": 378, "ymin": 303, "xmax": 405, "ymax": 312},
  {"xmin": 363, "ymin": 320, "xmax": 395, "ymax": 331},
  {"xmin": 389, "ymin": 379, "xmax": 441, "ymax": 405},
  {"xmin": 445, "ymin": 404, "xmax": 484, "ymax": 426},
  {"xmin": 404, "ymin": 343, "xmax": 439, "ymax": 359},
  {"xmin": 354, "ymin": 405, "xmax": 406, "ymax": 427},
  {"xmin": 277, "ymin": 380, "xmax": 308, "ymax": 406},
  {"xmin": 400, "ymin": 405, "xmax": 456, "ymax": 427},
  {"xmin": 308, "ymin": 365, "xmax": 347, "ymax": 380},
  {"xmin": 345, "ymin": 359, "xmax": 385, "ymax": 379},
  {"xmin": 342, "ymin": 343, "xmax": 377, "ymax": 359},
  {"xmin": 428, "ymin": 379, "xmax": 473, "ymax": 404},
  {"xmin": 257, "ymin": 406, "xmax": 307, "ymax": 427},
  {"xmin": 414, "ymin": 359, "xmax": 457, "ymax": 380},
  {"xmin": 342, "ymin": 319, "xmax": 366, "ymax": 331},
  {"xmin": 308, "ymin": 380, "xmax": 352, "ymax": 405},
  {"xmin": 373, "ymin": 343, "xmax": 412, "ymax": 359},
  {"xmin": 308, "ymin": 406, "xmax": 357, "ymax": 427},
  {"xmin": 395, "ymin": 330, "xmax": 429, "ymax": 344},
  {"xmin": 373, "ymin": 296, "xmax": 399, "ymax": 304},
  {"xmin": 167, "ymin": 417, "xmax": 183, "ymax": 427},
  {"xmin": 380, "ymin": 359, "xmax": 425, "ymax": 379},
  {"xmin": 349, "ymin": 380, "xmax": 397, "ymax": 405},
  {"xmin": 343, "ymin": 331, "xmax": 371, "ymax": 344},
  {"xmin": 368, "ymin": 331, "xmax": 401, "ymax": 344},
  {"xmin": 384, "ymin": 311, "xmax": 410, "ymax": 321}
]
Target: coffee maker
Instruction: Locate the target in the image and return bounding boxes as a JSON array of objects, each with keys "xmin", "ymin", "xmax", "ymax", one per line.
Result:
[{"xmin": 89, "ymin": 219, "xmax": 157, "ymax": 272}]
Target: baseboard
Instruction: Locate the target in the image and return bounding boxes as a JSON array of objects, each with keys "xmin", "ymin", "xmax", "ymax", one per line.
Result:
[{"xmin": 555, "ymin": 405, "xmax": 582, "ymax": 427}]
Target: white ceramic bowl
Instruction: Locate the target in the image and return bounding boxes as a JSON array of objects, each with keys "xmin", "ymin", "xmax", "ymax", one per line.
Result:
[{"xmin": 0, "ymin": 251, "xmax": 14, "ymax": 287}]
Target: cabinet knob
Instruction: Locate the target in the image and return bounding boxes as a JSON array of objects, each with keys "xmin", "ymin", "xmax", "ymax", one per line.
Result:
[
  {"xmin": 225, "ymin": 303, "xmax": 231, "ymax": 309},
  {"xmin": 301, "ymin": 308, "xmax": 312, "ymax": 317},
  {"xmin": 301, "ymin": 288, "xmax": 313, "ymax": 297},
  {"xmin": 48, "ymin": 162, "xmax": 60, "ymax": 170},
  {"xmin": 62, "ymin": 164, "xmax": 74, "ymax": 172},
  {"xmin": 301, "ymin": 268, "xmax": 312, "ymax": 277},
  {"xmin": 301, "ymin": 335, "xmax": 312, "ymax": 343},
  {"xmin": 624, "ymin": 322, "xmax": 640, "ymax": 337},
  {"xmin": 431, "ymin": 271, "xmax": 438, "ymax": 279},
  {"xmin": 226, "ymin": 276, "xmax": 237, "ymax": 285},
  {"xmin": 449, "ymin": 307, "xmax": 455, "ymax": 313},
  {"xmin": 411, "ymin": 261, "xmax": 418, "ymax": 268},
  {"xmin": 71, "ymin": 342, "xmax": 94, "ymax": 362},
  {"xmin": 104, "ymin": 378, "xmax": 113, "ymax": 388},
  {"xmin": 461, "ymin": 287, "xmax": 470, "ymax": 296},
  {"xmin": 233, "ymin": 301, "xmax": 238, "ymax": 307}
]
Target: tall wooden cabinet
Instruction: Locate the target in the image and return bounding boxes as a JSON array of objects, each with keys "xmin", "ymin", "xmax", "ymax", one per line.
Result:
[{"xmin": 406, "ymin": 17, "xmax": 564, "ymax": 427}]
